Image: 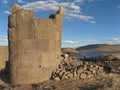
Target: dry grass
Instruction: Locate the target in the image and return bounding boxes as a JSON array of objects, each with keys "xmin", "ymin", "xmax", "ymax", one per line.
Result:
[{"xmin": 0, "ymin": 46, "xmax": 8, "ymax": 70}]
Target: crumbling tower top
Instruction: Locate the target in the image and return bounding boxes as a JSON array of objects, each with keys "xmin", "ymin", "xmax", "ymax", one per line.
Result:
[
  {"xmin": 11, "ymin": 4, "xmax": 21, "ymax": 13},
  {"xmin": 57, "ymin": 6, "xmax": 64, "ymax": 16}
]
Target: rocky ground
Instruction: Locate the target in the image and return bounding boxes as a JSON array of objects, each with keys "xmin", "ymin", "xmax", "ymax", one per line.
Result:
[
  {"xmin": 0, "ymin": 46, "xmax": 120, "ymax": 90},
  {"xmin": 79, "ymin": 54, "xmax": 120, "ymax": 74},
  {"xmin": 0, "ymin": 73, "xmax": 119, "ymax": 90},
  {"xmin": 51, "ymin": 58, "xmax": 105, "ymax": 81}
]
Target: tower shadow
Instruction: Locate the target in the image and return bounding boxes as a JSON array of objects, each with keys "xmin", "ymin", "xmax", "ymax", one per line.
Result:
[{"xmin": 0, "ymin": 60, "xmax": 10, "ymax": 84}]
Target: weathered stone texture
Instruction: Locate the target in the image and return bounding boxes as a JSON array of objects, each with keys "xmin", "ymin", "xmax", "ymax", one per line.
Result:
[{"xmin": 8, "ymin": 4, "xmax": 64, "ymax": 84}]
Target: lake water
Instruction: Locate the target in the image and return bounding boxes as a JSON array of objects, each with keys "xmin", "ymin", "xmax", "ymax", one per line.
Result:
[{"xmin": 75, "ymin": 52, "xmax": 120, "ymax": 58}]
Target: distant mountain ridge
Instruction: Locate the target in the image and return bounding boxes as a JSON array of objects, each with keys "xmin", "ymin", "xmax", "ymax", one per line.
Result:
[{"xmin": 76, "ymin": 44, "xmax": 120, "ymax": 52}]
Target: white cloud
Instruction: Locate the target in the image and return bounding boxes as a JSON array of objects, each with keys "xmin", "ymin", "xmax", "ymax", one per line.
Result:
[
  {"xmin": 88, "ymin": 0, "xmax": 103, "ymax": 2},
  {"xmin": 73, "ymin": 0, "xmax": 83, "ymax": 3},
  {"xmin": 65, "ymin": 13, "xmax": 94, "ymax": 21},
  {"xmin": 22, "ymin": 0, "xmax": 94, "ymax": 22},
  {"xmin": 118, "ymin": 5, "xmax": 120, "ymax": 8},
  {"xmin": 90, "ymin": 21, "xmax": 96, "ymax": 24},
  {"xmin": 104, "ymin": 38, "xmax": 120, "ymax": 43},
  {"xmin": 63, "ymin": 40, "xmax": 96, "ymax": 44},
  {"xmin": 18, "ymin": 0, "xmax": 25, "ymax": 3},
  {"xmin": 4, "ymin": 11, "xmax": 11, "ymax": 15},
  {"xmin": 2, "ymin": 0, "xmax": 8, "ymax": 4},
  {"xmin": 0, "ymin": 36, "xmax": 8, "ymax": 42},
  {"xmin": 63, "ymin": 40, "xmax": 79, "ymax": 44},
  {"xmin": 88, "ymin": 0, "xmax": 94, "ymax": 2},
  {"xmin": 62, "ymin": 39, "xmax": 97, "ymax": 47},
  {"xmin": 22, "ymin": 1, "xmax": 58, "ymax": 11},
  {"xmin": 0, "ymin": 35, "xmax": 8, "ymax": 46},
  {"xmin": 79, "ymin": 40, "xmax": 96, "ymax": 44}
]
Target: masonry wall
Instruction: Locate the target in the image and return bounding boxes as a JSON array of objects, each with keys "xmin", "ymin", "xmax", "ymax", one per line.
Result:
[{"xmin": 8, "ymin": 4, "xmax": 64, "ymax": 84}]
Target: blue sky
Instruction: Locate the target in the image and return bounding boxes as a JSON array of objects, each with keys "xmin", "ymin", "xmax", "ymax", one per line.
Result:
[{"xmin": 0, "ymin": 0, "xmax": 120, "ymax": 47}]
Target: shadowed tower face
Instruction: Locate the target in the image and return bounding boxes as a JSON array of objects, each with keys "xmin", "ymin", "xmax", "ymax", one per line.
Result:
[{"xmin": 8, "ymin": 4, "xmax": 64, "ymax": 84}]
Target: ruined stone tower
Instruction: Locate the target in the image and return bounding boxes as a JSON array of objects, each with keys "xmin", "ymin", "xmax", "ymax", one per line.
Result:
[{"xmin": 8, "ymin": 4, "xmax": 64, "ymax": 84}]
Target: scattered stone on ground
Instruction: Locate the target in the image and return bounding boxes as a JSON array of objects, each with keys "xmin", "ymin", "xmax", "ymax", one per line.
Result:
[
  {"xmin": 79, "ymin": 54, "xmax": 120, "ymax": 74},
  {"xmin": 51, "ymin": 55, "xmax": 105, "ymax": 81}
]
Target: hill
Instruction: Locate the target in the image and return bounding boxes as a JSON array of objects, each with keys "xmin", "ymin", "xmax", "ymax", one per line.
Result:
[{"xmin": 76, "ymin": 44, "xmax": 120, "ymax": 52}]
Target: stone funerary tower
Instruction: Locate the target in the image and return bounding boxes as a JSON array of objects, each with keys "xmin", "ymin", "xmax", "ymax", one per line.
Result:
[{"xmin": 8, "ymin": 4, "xmax": 64, "ymax": 84}]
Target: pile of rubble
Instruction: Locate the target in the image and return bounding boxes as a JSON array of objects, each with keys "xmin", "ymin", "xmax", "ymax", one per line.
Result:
[
  {"xmin": 79, "ymin": 54, "xmax": 120, "ymax": 74},
  {"xmin": 51, "ymin": 56, "xmax": 104, "ymax": 81}
]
